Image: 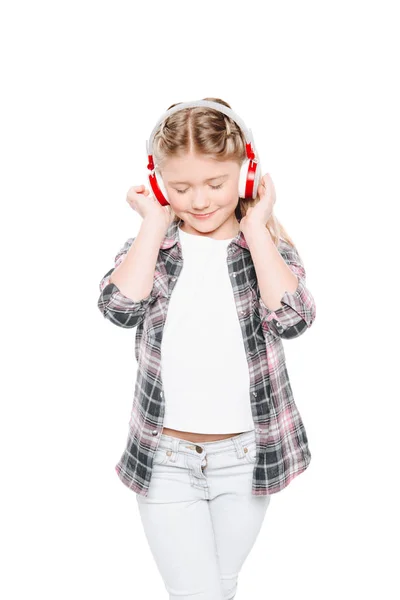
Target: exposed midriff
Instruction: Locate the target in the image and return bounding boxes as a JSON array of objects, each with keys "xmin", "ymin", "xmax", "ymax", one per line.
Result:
[{"xmin": 161, "ymin": 427, "xmax": 244, "ymax": 443}]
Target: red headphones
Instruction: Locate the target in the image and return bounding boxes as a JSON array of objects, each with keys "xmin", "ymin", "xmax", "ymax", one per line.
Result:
[{"xmin": 146, "ymin": 99, "xmax": 262, "ymax": 207}]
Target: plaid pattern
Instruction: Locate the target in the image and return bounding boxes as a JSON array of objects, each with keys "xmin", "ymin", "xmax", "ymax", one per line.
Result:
[{"xmin": 98, "ymin": 219, "xmax": 316, "ymax": 497}]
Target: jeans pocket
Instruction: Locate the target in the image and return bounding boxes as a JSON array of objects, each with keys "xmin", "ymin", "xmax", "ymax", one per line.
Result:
[
  {"xmin": 243, "ymin": 441, "xmax": 257, "ymax": 464},
  {"xmin": 152, "ymin": 447, "xmax": 170, "ymax": 466}
]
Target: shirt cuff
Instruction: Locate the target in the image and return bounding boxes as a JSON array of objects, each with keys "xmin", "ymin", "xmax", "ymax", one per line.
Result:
[
  {"xmin": 100, "ymin": 274, "xmax": 154, "ymax": 314},
  {"xmin": 258, "ymin": 276, "xmax": 310, "ymax": 337}
]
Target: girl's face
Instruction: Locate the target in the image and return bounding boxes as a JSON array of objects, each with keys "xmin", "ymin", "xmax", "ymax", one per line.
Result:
[{"xmin": 160, "ymin": 153, "xmax": 241, "ymax": 239}]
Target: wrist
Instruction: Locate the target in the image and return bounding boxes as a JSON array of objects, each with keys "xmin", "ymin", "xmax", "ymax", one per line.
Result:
[
  {"xmin": 241, "ymin": 220, "xmax": 270, "ymax": 238},
  {"xmin": 142, "ymin": 216, "xmax": 168, "ymax": 237}
]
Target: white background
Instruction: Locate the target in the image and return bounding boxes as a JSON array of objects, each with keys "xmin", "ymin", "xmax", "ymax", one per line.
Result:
[{"xmin": 1, "ymin": 1, "xmax": 399, "ymax": 598}]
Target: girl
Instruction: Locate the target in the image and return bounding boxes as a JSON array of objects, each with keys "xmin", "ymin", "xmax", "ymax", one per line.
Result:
[{"xmin": 98, "ymin": 97, "xmax": 316, "ymax": 600}]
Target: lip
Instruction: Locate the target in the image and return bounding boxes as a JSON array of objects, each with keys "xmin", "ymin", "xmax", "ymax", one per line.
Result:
[{"xmin": 190, "ymin": 209, "xmax": 218, "ymax": 219}]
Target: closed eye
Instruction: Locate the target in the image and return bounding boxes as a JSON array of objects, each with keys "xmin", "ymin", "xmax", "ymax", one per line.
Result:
[{"xmin": 175, "ymin": 183, "xmax": 223, "ymax": 195}]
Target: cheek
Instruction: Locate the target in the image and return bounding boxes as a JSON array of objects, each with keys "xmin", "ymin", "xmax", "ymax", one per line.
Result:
[
  {"xmin": 220, "ymin": 186, "xmax": 239, "ymax": 208},
  {"xmin": 167, "ymin": 192, "xmax": 184, "ymax": 208},
  {"xmin": 169, "ymin": 199, "xmax": 188, "ymax": 215}
]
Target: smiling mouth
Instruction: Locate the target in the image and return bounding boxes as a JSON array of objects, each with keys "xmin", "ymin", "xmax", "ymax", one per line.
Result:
[{"xmin": 191, "ymin": 210, "xmax": 217, "ymax": 217}]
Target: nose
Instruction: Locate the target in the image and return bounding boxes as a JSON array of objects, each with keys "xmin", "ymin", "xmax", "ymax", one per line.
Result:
[{"xmin": 190, "ymin": 190, "xmax": 211, "ymax": 211}]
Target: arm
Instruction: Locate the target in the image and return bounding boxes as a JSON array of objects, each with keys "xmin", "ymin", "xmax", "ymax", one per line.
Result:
[
  {"xmin": 245, "ymin": 226, "xmax": 316, "ymax": 340},
  {"xmin": 97, "ymin": 218, "xmax": 166, "ymax": 329}
]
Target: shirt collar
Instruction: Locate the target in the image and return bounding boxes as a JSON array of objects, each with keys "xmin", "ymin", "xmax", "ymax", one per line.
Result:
[{"xmin": 160, "ymin": 218, "xmax": 250, "ymax": 251}]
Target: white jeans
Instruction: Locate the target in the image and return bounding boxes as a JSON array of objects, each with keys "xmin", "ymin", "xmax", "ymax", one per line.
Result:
[{"xmin": 136, "ymin": 429, "xmax": 271, "ymax": 600}]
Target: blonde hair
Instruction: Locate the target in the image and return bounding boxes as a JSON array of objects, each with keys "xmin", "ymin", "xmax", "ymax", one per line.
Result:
[{"xmin": 153, "ymin": 96, "xmax": 295, "ymax": 248}]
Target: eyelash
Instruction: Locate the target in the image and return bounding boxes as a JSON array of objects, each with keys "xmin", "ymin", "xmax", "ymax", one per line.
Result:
[{"xmin": 175, "ymin": 184, "xmax": 223, "ymax": 195}]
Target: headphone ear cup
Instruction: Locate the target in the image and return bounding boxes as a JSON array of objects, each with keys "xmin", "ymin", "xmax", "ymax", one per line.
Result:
[
  {"xmin": 148, "ymin": 169, "xmax": 170, "ymax": 205},
  {"xmin": 238, "ymin": 160, "xmax": 262, "ymax": 200},
  {"xmin": 238, "ymin": 160, "xmax": 250, "ymax": 199},
  {"xmin": 155, "ymin": 170, "xmax": 169, "ymax": 203}
]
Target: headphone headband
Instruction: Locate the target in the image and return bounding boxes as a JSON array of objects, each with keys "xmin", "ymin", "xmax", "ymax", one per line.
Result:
[{"xmin": 146, "ymin": 99, "xmax": 258, "ymax": 170}]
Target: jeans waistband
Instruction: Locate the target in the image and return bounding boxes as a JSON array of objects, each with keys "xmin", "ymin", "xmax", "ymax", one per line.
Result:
[{"xmin": 157, "ymin": 429, "xmax": 256, "ymax": 456}]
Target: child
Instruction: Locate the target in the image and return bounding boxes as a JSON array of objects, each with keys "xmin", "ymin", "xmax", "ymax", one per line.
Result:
[{"xmin": 97, "ymin": 97, "xmax": 316, "ymax": 600}]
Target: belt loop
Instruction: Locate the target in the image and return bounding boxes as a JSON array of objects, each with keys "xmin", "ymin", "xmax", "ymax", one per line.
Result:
[
  {"xmin": 231, "ymin": 434, "xmax": 245, "ymax": 458},
  {"xmin": 169, "ymin": 437, "xmax": 180, "ymax": 462}
]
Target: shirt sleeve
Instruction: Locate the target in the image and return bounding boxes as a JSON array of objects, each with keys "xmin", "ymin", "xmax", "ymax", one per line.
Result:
[
  {"xmin": 97, "ymin": 237, "xmax": 158, "ymax": 329},
  {"xmin": 258, "ymin": 239, "xmax": 316, "ymax": 340}
]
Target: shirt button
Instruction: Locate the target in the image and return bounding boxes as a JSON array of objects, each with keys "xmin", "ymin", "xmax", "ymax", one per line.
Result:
[
  {"xmin": 152, "ymin": 430, "xmax": 158, "ymax": 436},
  {"xmin": 160, "ymin": 392, "xmax": 163, "ymax": 397}
]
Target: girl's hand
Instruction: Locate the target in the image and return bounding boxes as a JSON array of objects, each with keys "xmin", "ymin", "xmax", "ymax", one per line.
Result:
[
  {"xmin": 239, "ymin": 173, "xmax": 276, "ymax": 233},
  {"xmin": 126, "ymin": 185, "xmax": 174, "ymax": 232}
]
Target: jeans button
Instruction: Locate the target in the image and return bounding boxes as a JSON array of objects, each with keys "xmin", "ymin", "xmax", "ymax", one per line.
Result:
[{"xmin": 195, "ymin": 445, "xmax": 203, "ymax": 453}]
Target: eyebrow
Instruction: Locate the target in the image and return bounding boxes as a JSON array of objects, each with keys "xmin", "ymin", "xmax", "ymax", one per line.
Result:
[{"xmin": 168, "ymin": 173, "xmax": 229, "ymax": 185}]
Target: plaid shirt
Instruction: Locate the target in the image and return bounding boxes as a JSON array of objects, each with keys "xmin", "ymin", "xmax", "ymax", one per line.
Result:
[{"xmin": 98, "ymin": 218, "xmax": 316, "ymax": 497}]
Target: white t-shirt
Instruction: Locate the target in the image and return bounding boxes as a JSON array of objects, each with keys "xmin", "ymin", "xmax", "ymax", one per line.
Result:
[{"xmin": 161, "ymin": 225, "xmax": 254, "ymax": 433}]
